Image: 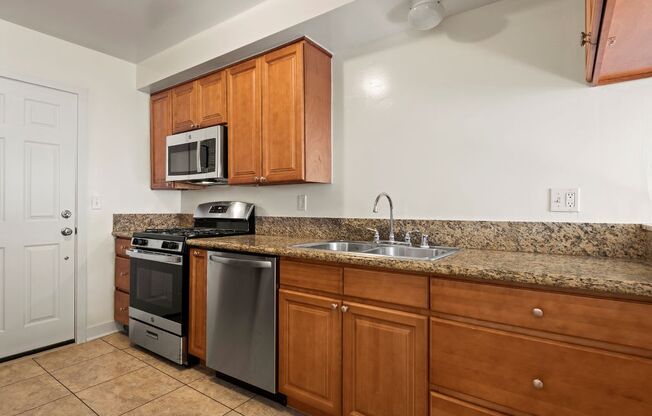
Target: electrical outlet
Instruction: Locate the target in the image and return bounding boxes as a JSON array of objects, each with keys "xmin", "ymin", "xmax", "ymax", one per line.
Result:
[
  {"xmin": 297, "ymin": 194, "xmax": 307, "ymax": 211},
  {"xmin": 550, "ymin": 188, "xmax": 580, "ymax": 212}
]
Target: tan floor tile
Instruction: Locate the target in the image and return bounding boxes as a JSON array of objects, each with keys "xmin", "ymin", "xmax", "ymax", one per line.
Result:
[
  {"xmin": 236, "ymin": 396, "xmax": 305, "ymax": 416},
  {"xmin": 52, "ymin": 350, "xmax": 146, "ymax": 392},
  {"xmin": 225, "ymin": 412, "xmax": 244, "ymax": 416},
  {"xmin": 35, "ymin": 339, "xmax": 116, "ymax": 371},
  {"xmin": 77, "ymin": 366, "xmax": 182, "ymax": 416},
  {"xmin": 124, "ymin": 346, "xmax": 212, "ymax": 384},
  {"xmin": 0, "ymin": 374, "xmax": 69, "ymax": 416},
  {"xmin": 101, "ymin": 332, "xmax": 132, "ymax": 349},
  {"xmin": 123, "ymin": 346, "xmax": 157, "ymax": 362},
  {"xmin": 0, "ymin": 358, "xmax": 45, "ymax": 388},
  {"xmin": 20, "ymin": 395, "xmax": 95, "ymax": 416},
  {"xmin": 189, "ymin": 377, "xmax": 255, "ymax": 409},
  {"xmin": 124, "ymin": 386, "xmax": 230, "ymax": 416}
]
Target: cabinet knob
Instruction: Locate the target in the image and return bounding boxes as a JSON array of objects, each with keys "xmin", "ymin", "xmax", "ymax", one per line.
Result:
[
  {"xmin": 119, "ymin": 307, "xmax": 127, "ymax": 312},
  {"xmin": 532, "ymin": 378, "xmax": 544, "ymax": 389},
  {"xmin": 531, "ymin": 307, "xmax": 544, "ymax": 318},
  {"xmin": 341, "ymin": 305, "xmax": 349, "ymax": 313},
  {"xmin": 193, "ymin": 250, "xmax": 200, "ymax": 256},
  {"xmin": 254, "ymin": 177, "xmax": 260, "ymax": 182},
  {"xmin": 331, "ymin": 303, "xmax": 339, "ymax": 310},
  {"xmin": 260, "ymin": 177, "xmax": 267, "ymax": 183},
  {"xmin": 120, "ymin": 245, "xmax": 127, "ymax": 250},
  {"xmin": 120, "ymin": 272, "xmax": 128, "ymax": 277}
]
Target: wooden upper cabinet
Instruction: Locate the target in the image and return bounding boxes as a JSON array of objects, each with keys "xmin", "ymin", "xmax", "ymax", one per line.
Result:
[
  {"xmin": 188, "ymin": 249, "xmax": 207, "ymax": 360},
  {"xmin": 261, "ymin": 42, "xmax": 306, "ymax": 183},
  {"xmin": 586, "ymin": 0, "xmax": 652, "ymax": 85},
  {"xmin": 196, "ymin": 71, "xmax": 227, "ymax": 127},
  {"xmin": 170, "ymin": 71, "xmax": 227, "ymax": 134},
  {"xmin": 342, "ymin": 302, "xmax": 428, "ymax": 416},
  {"xmin": 227, "ymin": 58, "xmax": 263, "ymax": 185},
  {"xmin": 279, "ymin": 289, "xmax": 342, "ymax": 416},
  {"xmin": 228, "ymin": 40, "xmax": 332, "ymax": 185},
  {"xmin": 171, "ymin": 81, "xmax": 197, "ymax": 133}
]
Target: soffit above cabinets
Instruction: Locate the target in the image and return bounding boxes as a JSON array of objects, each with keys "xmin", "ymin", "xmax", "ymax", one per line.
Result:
[{"xmin": 0, "ymin": 0, "xmax": 267, "ymax": 62}]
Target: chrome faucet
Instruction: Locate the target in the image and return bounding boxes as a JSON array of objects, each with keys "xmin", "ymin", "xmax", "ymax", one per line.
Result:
[{"xmin": 372, "ymin": 192, "xmax": 395, "ymax": 243}]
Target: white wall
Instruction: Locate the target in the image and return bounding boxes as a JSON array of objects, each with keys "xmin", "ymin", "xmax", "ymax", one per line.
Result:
[
  {"xmin": 181, "ymin": 0, "xmax": 652, "ymax": 224},
  {"xmin": 0, "ymin": 19, "xmax": 181, "ymax": 332}
]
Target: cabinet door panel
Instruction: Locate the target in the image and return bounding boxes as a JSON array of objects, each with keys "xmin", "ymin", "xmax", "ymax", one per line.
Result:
[
  {"xmin": 279, "ymin": 289, "xmax": 342, "ymax": 416},
  {"xmin": 114, "ymin": 256, "xmax": 130, "ymax": 293},
  {"xmin": 261, "ymin": 42, "xmax": 305, "ymax": 183},
  {"xmin": 189, "ymin": 249, "xmax": 207, "ymax": 360},
  {"xmin": 227, "ymin": 59, "xmax": 262, "ymax": 184},
  {"xmin": 114, "ymin": 290, "xmax": 129, "ymax": 326},
  {"xmin": 197, "ymin": 72, "xmax": 227, "ymax": 127},
  {"xmin": 171, "ymin": 81, "xmax": 197, "ymax": 134},
  {"xmin": 150, "ymin": 91, "xmax": 174, "ymax": 189},
  {"xmin": 343, "ymin": 302, "xmax": 428, "ymax": 416}
]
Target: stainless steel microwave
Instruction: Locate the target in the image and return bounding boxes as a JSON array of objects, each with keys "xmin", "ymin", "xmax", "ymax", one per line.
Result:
[{"xmin": 166, "ymin": 126, "xmax": 227, "ymax": 184}]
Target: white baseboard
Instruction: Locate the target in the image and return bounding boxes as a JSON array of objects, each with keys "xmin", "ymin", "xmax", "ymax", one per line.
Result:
[{"xmin": 85, "ymin": 321, "xmax": 123, "ymax": 342}]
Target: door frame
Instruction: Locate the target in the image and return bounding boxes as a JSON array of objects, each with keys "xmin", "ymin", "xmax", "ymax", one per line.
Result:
[{"xmin": 0, "ymin": 70, "xmax": 89, "ymax": 344}]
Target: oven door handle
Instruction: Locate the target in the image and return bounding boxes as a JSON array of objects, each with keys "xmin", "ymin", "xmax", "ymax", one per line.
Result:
[
  {"xmin": 209, "ymin": 255, "xmax": 272, "ymax": 269},
  {"xmin": 126, "ymin": 249, "xmax": 183, "ymax": 265}
]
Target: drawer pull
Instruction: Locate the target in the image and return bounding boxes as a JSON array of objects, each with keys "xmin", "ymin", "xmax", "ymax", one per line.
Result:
[
  {"xmin": 532, "ymin": 378, "xmax": 544, "ymax": 389},
  {"xmin": 119, "ymin": 307, "xmax": 127, "ymax": 311},
  {"xmin": 146, "ymin": 330, "xmax": 159, "ymax": 340},
  {"xmin": 120, "ymin": 272, "xmax": 128, "ymax": 277},
  {"xmin": 531, "ymin": 307, "xmax": 544, "ymax": 318}
]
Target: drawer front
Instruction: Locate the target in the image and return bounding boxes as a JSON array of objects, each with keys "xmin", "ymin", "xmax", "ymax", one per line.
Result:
[
  {"xmin": 430, "ymin": 277, "xmax": 652, "ymax": 351},
  {"xmin": 430, "ymin": 318, "xmax": 652, "ymax": 416},
  {"xmin": 280, "ymin": 259, "xmax": 342, "ymax": 294},
  {"xmin": 114, "ymin": 290, "xmax": 129, "ymax": 326},
  {"xmin": 344, "ymin": 268, "xmax": 428, "ymax": 308},
  {"xmin": 115, "ymin": 256, "xmax": 130, "ymax": 293},
  {"xmin": 115, "ymin": 238, "xmax": 131, "ymax": 258},
  {"xmin": 430, "ymin": 392, "xmax": 502, "ymax": 416}
]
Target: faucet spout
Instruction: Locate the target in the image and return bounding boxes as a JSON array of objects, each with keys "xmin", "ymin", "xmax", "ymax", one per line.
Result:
[{"xmin": 372, "ymin": 192, "xmax": 395, "ymax": 242}]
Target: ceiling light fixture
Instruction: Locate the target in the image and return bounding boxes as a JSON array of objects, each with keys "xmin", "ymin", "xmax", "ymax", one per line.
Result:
[{"xmin": 408, "ymin": 0, "xmax": 445, "ymax": 30}]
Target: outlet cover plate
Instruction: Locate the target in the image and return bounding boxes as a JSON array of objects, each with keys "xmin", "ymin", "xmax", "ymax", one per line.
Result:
[
  {"xmin": 297, "ymin": 194, "xmax": 307, "ymax": 211},
  {"xmin": 550, "ymin": 188, "xmax": 580, "ymax": 212}
]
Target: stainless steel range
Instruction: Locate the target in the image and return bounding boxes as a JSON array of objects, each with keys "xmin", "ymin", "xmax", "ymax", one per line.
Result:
[{"xmin": 126, "ymin": 201, "xmax": 255, "ymax": 365}]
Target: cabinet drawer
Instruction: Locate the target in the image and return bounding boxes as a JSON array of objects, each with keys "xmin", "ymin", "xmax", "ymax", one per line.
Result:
[
  {"xmin": 344, "ymin": 268, "xmax": 428, "ymax": 308},
  {"xmin": 430, "ymin": 278, "xmax": 652, "ymax": 350},
  {"xmin": 114, "ymin": 290, "xmax": 129, "ymax": 326},
  {"xmin": 115, "ymin": 238, "xmax": 131, "ymax": 258},
  {"xmin": 115, "ymin": 256, "xmax": 130, "ymax": 293},
  {"xmin": 280, "ymin": 259, "xmax": 342, "ymax": 294},
  {"xmin": 430, "ymin": 318, "xmax": 652, "ymax": 416},
  {"xmin": 430, "ymin": 392, "xmax": 502, "ymax": 416}
]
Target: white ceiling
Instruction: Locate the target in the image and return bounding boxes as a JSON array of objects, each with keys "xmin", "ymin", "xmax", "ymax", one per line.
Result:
[{"xmin": 0, "ymin": 0, "xmax": 267, "ymax": 62}]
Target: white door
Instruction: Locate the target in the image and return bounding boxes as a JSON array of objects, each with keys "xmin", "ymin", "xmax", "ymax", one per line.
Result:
[{"xmin": 0, "ymin": 76, "xmax": 77, "ymax": 359}]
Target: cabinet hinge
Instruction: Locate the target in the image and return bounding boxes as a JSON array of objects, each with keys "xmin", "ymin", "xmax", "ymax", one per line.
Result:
[{"xmin": 580, "ymin": 31, "xmax": 596, "ymax": 47}]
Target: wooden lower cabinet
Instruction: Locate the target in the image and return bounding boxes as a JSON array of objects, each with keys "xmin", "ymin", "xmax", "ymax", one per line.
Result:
[
  {"xmin": 343, "ymin": 302, "xmax": 428, "ymax": 416},
  {"xmin": 188, "ymin": 249, "xmax": 207, "ymax": 360},
  {"xmin": 430, "ymin": 317, "xmax": 652, "ymax": 416},
  {"xmin": 114, "ymin": 290, "xmax": 129, "ymax": 326},
  {"xmin": 430, "ymin": 392, "xmax": 502, "ymax": 416},
  {"xmin": 279, "ymin": 289, "xmax": 342, "ymax": 416}
]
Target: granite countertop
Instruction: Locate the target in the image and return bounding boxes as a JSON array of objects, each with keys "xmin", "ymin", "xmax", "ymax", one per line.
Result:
[
  {"xmin": 187, "ymin": 235, "xmax": 652, "ymax": 301},
  {"xmin": 113, "ymin": 231, "xmax": 133, "ymax": 239}
]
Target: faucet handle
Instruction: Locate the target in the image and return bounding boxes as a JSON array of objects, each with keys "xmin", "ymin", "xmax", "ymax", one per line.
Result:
[
  {"xmin": 366, "ymin": 227, "xmax": 380, "ymax": 244},
  {"xmin": 403, "ymin": 229, "xmax": 421, "ymax": 244},
  {"xmin": 420, "ymin": 234, "xmax": 430, "ymax": 248}
]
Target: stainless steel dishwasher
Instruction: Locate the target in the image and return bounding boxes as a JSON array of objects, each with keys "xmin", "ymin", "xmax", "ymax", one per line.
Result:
[{"xmin": 206, "ymin": 251, "xmax": 277, "ymax": 394}]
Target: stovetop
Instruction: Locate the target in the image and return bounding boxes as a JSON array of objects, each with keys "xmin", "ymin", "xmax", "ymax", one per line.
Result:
[{"xmin": 137, "ymin": 227, "xmax": 247, "ymax": 239}]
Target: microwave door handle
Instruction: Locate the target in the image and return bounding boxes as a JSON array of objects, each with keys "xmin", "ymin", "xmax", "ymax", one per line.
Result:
[{"xmin": 196, "ymin": 141, "xmax": 202, "ymax": 173}]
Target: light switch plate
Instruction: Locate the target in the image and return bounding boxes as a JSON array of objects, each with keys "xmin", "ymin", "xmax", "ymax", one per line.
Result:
[
  {"xmin": 550, "ymin": 188, "xmax": 580, "ymax": 212},
  {"xmin": 297, "ymin": 195, "xmax": 307, "ymax": 211},
  {"xmin": 91, "ymin": 195, "xmax": 102, "ymax": 210}
]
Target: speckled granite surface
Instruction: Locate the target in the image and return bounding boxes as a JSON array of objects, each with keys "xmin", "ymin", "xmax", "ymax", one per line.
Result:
[
  {"xmin": 112, "ymin": 214, "xmax": 193, "ymax": 238},
  {"xmin": 187, "ymin": 235, "xmax": 652, "ymax": 300},
  {"xmin": 257, "ymin": 217, "xmax": 648, "ymax": 259}
]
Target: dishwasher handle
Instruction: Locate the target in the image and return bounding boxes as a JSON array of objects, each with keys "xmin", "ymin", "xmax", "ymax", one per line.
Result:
[{"xmin": 209, "ymin": 254, "xmax": 273, "ymax": 269}]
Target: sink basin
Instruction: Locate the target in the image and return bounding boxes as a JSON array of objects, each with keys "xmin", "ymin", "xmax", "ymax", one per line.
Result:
[
  {"xmin": 293, "ymin": 241, "xmax": 376, "ymax": 252},
  {"xmin": 292, "ymin": 240, "xmax": 459, "ymax": 261}
]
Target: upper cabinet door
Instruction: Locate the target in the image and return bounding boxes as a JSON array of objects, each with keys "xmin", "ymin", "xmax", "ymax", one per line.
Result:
[
  {"xmin": 150, "ymin": 91, "xmax": 173, "ymax": 189},
  {"xmin": 197, "ymin": 71, "xmax": 227, "ymax": 128},
  {"xmin": 227, "ymin": 58, "xmax": 262, "ymax": 185},
  {"xmin": 261, "ymin": 42, "xmax": 305, "ymax": 184},
  {"xmin": 171, "ymin": 81, "xmax": 197, "ymax": 133}
]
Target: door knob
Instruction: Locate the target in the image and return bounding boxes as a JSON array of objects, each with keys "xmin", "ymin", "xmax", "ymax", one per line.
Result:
[
  {"xmin": 61, "ymin": 227, "xmax": 73, "ymax": 236},
  {"xmin": 61, "ymin": 209, "xmax": 72, "ymax": 218}
]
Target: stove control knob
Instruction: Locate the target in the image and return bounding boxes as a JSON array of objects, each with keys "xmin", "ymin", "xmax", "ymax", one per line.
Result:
[
  {"xmin": 132, "ymin": 238, "xmax": 148, "ymax": 246},
  {"xmin": 162, "ymin": 241, "xmax": 179, "ymax": 250}
]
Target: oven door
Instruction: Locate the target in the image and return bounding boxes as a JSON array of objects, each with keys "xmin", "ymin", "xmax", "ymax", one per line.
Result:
[{"xmin": 126, "ymin": 249, "xmax": 184, "ymax": 335}]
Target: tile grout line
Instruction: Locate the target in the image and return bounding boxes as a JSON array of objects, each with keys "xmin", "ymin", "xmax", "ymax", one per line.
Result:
[
  {"xmin": 30, "ymin": 357, "xmax": 100, "ymax": 416},
  {"xmin": 33, "ymin": 339, "xmax": 119, "ymax": 373},
  {"xmin": 184, "ymin": 377, "xmax": 255, "ymax": 411}
]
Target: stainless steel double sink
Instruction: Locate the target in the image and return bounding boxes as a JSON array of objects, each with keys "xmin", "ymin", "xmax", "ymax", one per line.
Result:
[{"xmin": 292, "ymin": 241, "xmax": 459, "ymax": 261}]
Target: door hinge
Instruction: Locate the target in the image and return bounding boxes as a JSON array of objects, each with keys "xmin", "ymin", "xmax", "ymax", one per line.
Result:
[
  {"xmin": 580, "ymin": 31, "xmax": 595, "ymax": 47},
  {"xmin": 75, "ymin": 227, "xmax": 78, "ymax": 235}
]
